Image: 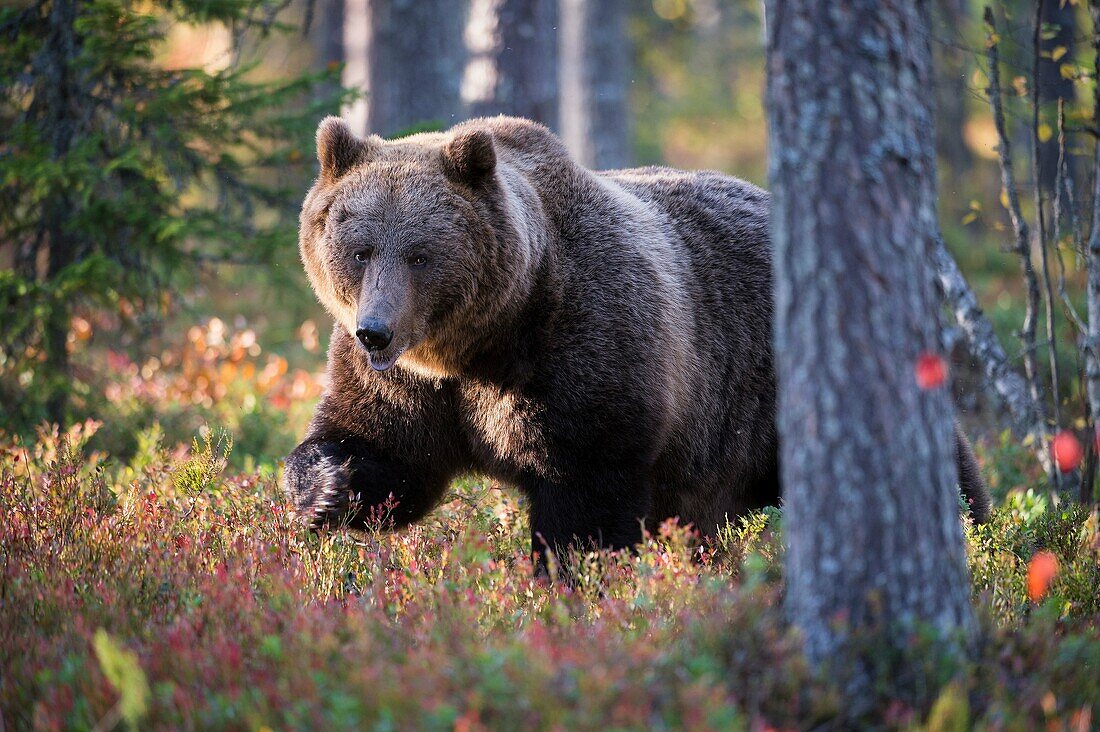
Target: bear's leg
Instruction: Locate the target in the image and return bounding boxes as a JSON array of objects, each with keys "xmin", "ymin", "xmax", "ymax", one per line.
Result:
[
  {"xmin": 954, "ymin": 423, "xmax": 991, "ymax": 524},
  {"xmin": 527, "ymin": 476, "xmax": 653, "ymax": 577},
  {"xmin": 284, "ymin": 437, "xmax": 451, "ymax": 530}
]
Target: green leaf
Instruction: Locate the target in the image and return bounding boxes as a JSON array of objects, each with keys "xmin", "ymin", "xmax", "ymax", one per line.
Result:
[
  {"xmin": 926, "ymin": 681, "xmax": 969, "ymax": 732},
  {"xmin": 93, "ymin": 629, "xmax": 150, "ymax": 729}
]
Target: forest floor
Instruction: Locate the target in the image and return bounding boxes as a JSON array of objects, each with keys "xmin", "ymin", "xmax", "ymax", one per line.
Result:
[{"xmin": 1, "ymin": 421, "xmax": 1098, "ymax": 730}]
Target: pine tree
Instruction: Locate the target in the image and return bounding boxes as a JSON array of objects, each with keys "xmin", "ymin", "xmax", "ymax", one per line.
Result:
[
  {"xmin": 0, "ymin": 0, "xmax": 346, "ymax": 427},
  {"xmin": 765, "ymin": 0, "xmax": 975, "ymax": 712}
]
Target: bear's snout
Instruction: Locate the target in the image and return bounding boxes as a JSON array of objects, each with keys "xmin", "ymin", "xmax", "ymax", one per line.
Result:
[{"xmin": 356, "ymin": 318, "xmax": 394, "ymax": 351}]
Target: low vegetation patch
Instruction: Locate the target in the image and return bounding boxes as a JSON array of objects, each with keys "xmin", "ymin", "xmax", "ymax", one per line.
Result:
[{"xmin": 1, "ymin": 424, "xmax": 1097, "ymax": 729}]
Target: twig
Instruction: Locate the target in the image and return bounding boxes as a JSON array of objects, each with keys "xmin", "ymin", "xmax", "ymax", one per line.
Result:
[
  {"xmin": 90, "ymin": 701, "xmax": 121, "ymax": 732},
  {"xmin": 1052, "ymin": 99, "xmax": 1093, "ymax": 501},
  {"xmin": 1032, "ymin": 0, "xmax": 1063, "ymax": 432},
  {"xmin": 1054, "ymin": 100, "xmax": 1088, "ymax": 336},
  {"xmin": 984, "ymin": 6, "xmax": 1052, "ymax": 478}
]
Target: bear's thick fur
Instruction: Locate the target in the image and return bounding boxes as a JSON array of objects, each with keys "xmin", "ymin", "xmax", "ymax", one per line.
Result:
[{"xmin": 285, "ymin": 115, "xmax": 990, "ymax": 559}]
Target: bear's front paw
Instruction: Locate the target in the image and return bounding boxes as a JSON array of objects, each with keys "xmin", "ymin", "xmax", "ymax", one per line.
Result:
[{"xmin": 283, "ymin": 442, "xmax": 360, "ymax": 528}]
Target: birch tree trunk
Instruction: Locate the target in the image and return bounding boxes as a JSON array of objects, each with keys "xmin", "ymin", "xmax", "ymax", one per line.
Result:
[
  {"xmin": 765, "ymin": 0, "xmax": 975, "ymax": 700},
  {"xmin": 560, "ymin": 0, "xmax": 631, "ymax": 169},
  {"xmin": 463, "ymin": 0, "xmax": 559, "ymax": 128},
  {"xmin": 352, "ymin": 0, "xmax": 466, "ymax": 138}
]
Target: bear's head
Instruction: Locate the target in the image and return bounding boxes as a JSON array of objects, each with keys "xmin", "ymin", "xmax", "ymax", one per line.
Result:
[{"xmin": 299, "ymin": 117, "xmax": 546, "ymax": 378}]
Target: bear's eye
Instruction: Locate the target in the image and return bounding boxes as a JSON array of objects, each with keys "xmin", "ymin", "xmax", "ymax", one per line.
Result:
[
  {"xmin": 354, "ymin": 248, "xmax": 372, "ymax": 263},
  {"xmin": 408, "ymin": 254, "xmax": 428, "ymax": 268}
]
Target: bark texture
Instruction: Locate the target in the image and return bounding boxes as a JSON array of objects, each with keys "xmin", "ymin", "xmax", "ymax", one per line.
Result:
[
  {"xmin": 463, "ymin": 0, "xmax": 559, "ymax": 128},
  {"xmin": 560, "ymin": 0, "xmax": 631, "ymax": 168},
  {"xmin": 362, "ymin": 0, "xmax": 466, "ymax": 137},
  {"xmin": 765, "ymin": 0, "xmax": 975, "ymax": 681}
]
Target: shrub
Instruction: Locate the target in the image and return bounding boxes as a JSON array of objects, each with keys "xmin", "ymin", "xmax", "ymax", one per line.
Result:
[{"xmin": 1, "ymin": 429, "xmax": 1096, "ymax": 729}]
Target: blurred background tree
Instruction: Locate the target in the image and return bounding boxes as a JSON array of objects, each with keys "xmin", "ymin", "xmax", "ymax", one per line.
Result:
[
  {"xmin": 560, "ymin": 0, "xmax": 631, "ymax": 168},
  {"xmin": 0, "ymin": 0, "xmax": 346, "ymax": 432},
  {"xmin": 463, "ymin": 0, "xmax": 560, "ymax": 127},
  {"xmin": 358, "ymin": 0, "xmax": 464, "ymax": 137}
]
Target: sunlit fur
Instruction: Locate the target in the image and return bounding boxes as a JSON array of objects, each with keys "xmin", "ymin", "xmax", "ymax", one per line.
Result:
[{"xmin": 286, "ymin": 115, "xmax": 991, "ymax": 562}]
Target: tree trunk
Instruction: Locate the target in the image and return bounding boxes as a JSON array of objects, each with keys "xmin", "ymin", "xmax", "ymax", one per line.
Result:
[
  {"xmin": 1037, "ymin": 0, "xmax": 1076, "ymax": 194},
  {"xmin": 342, "ymin": 0, "xmax": 465, "ymax": 138},
  {"xmin": 463, "ymin": 0, "xmax": 559, "ymax": 128},
  {"xmin": 933, "ymin": 0, "xmax": 973, "ymax": 177},
  {"xmin": 310, "ymin": 0, "xmax": 345, "ymax": 104},
  {"xmin": 38, "ymin": 0, "xmax": 81, "ymax": 424},
  {"xmin": 560, "ymin": 0, "xmax": 631, "ymax": 169},
  {"xmin": 342, "ymin": 0, "xmax": 369, "ymax": 134},
  {"xmin": 1086, "ymin": 0, "xmax": 1100, "ymax": 505},
  {"xmin": 765, "ymin": 0, "xmax": 975, "ymax": 704}
]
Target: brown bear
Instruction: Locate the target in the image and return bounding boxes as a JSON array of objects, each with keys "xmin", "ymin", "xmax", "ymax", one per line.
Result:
[{"xmin": 284, "ymin": 115, "xmax": 990, "ymax": 563}]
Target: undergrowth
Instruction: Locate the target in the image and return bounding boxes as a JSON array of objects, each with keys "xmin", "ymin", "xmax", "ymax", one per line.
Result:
[{"xmin": 1, "ymin": 423, "xmax": 1097, "ymax": 730}]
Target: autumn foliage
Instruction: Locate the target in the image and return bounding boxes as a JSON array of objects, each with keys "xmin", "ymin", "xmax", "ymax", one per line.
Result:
[
  {"xmin": 55, "ymin": 312, "xmax": 325, "ymax": 468},
  {"xmin": 1, "ymin": 418, "xmax": 1098, "ymax": 729}
]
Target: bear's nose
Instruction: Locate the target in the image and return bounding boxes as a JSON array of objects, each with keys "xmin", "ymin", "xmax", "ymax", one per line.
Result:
[{"xmin": 356, "ymin": 320, "xmax": 393, "ymax": 351}]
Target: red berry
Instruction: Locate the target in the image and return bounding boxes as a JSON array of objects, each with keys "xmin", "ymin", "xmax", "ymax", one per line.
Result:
[
  {"xmin": 914, "ymin": 352, "xmax": 947, "ymax": 390},
  {"xmin": 1052, "ymin": 430, "xmax": 1083, "ymax": 473}
]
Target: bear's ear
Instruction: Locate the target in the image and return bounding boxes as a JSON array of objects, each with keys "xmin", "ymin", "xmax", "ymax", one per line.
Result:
[
  {"xmin": 442, "ymin": 129, "xmax": 496, "ymax": 186},
  {"xmin": 316, "ymin": 116, "xmax": 376, "ymax": 182}
]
